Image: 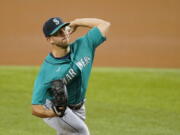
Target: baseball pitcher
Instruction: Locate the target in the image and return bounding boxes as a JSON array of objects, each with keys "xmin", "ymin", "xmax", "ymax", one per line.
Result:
[{"xmin": 31, "ymin": 17, "xmax": 111, "ymax": 135}]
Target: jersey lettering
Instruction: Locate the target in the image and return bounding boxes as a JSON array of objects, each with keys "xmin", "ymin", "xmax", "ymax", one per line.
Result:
[
  {"xmin": 63, "ymin": 68, "xmax": 77, "ymax": 84},
  {"xmin": 76, "ymin": 56, "xmax": 91, "ymax": 71},
  {"xmin": 76, "ymin": 60, "xmax": 84, "ymax": 70},
  {"xmin": 69, "ymin": 69, "xmax": 77, "ymax": 78}
]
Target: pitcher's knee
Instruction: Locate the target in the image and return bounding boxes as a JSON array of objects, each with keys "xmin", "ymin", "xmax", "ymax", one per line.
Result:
[{"xmin": 78, "ymin": 124, "xmax": 90, "ymax": 135}]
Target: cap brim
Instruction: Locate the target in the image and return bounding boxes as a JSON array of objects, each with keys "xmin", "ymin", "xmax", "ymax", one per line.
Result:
[{"xmin": 50, "ymin": 22, "xmax": 70, "ymax": 35}]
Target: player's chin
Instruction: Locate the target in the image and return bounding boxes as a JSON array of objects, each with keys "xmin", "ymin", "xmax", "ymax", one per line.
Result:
[
  {"xmin": 57, "ymin": 42, "xmax": 69, "ymax": 49},
  {"xmin": 64, "ymin": 38, "xmax": 69, "ymax": 44},
  {"xmin": 61, "ymin": 40, "xmax": 69, "ymax": 46}
]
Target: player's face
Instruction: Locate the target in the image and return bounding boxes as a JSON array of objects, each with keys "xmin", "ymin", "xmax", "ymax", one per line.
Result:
[{"xmin": 48, "ymin": 27, "xmax": 70, "ymax": 48}]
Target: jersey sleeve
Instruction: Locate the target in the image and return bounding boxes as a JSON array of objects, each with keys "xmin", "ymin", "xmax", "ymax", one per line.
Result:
[
  {"xmin": 32, "ymin": 73, "xmax": 49, "ymax": 105},
  {"xmin": 83, "ymin": 27, "xmax": 106, "ymax": 49}
]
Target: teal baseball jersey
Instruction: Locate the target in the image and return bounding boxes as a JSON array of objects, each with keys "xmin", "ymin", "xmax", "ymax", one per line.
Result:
[{"xmin": 32, "ymin": 27, "xmax": 106, "ymax": 105}]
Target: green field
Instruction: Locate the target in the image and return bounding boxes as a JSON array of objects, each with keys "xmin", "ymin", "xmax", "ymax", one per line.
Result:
[{"xmin": 0, "ymin": 66, "xmax": 180, "ymax": 135}]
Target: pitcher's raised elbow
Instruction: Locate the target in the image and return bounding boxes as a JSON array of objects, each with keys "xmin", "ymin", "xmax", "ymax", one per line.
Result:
[
  {"xmin": 105, "ymin": 21, "xmax": 111, "ymax": 28},
  {"xmin": 107, "ymin": 21, "xmax": 111, "ymax": 26}
]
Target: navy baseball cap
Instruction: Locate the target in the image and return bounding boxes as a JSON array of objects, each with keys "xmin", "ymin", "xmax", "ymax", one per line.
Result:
[{"xmin": 43, "ymin": 17, "xmax": 70, "ymax": 37}]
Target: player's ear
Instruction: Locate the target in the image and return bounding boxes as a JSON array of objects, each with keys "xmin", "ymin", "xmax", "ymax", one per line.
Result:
[{"xmin": 46, "ymin": 37, "xmax": 54, "ymax": 44}]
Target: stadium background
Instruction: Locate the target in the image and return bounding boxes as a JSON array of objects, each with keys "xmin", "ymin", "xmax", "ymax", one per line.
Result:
[{"xmin": 0, "ymin": 0, "xmax": 179, "ymax": 68}]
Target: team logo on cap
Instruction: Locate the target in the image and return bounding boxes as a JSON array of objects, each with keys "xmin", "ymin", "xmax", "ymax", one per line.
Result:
[{"xmin": 53, "ymin": 18, "xmax": 60, "ymax": 25}]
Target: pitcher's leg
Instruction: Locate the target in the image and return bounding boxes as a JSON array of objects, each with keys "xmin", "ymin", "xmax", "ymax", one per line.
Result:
[
  {"xmin": 62, "ymin": 107, "xmax": 89, "ymax": 135},
  {"xmin": 43, "ymin": 107, "xmax": 89, "ymax": 135}
]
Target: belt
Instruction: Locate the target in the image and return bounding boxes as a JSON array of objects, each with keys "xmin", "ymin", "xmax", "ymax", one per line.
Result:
[{"xmin": 68, "ymin": 102, "xmax": 84, "ymax": 110}]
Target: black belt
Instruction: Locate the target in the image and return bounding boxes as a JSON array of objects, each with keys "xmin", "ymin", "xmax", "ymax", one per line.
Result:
[{"xmin": 68, "ymin": 102, "xmax": 84, "ymax": 110}]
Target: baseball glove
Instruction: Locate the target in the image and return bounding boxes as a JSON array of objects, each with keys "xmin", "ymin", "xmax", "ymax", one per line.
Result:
[{"xmin": 50, "ymin": 79, "xmax": 68, "ymax": 117}]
